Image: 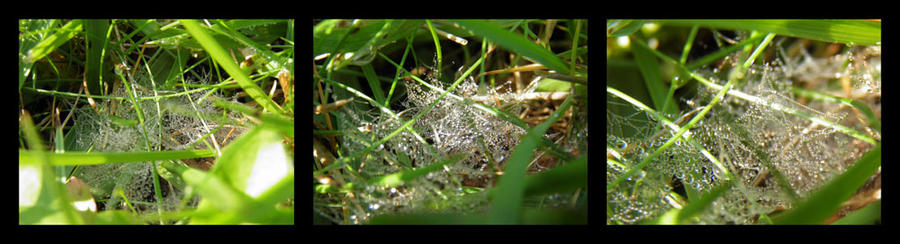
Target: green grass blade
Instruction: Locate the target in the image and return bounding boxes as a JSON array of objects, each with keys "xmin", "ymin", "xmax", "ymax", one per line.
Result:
[
  {"xmin": 19, "ymin": 149, "xmax": 217, "ymax": 166},
  {"xmin": 649, "ymin": 180, "xmax": 733, "ymax": 224},
  {"xmin": 425, "ymin": 19, "xmax": 443, "ymax": 78},
  {"xmin": 607, "ymin": 19, "xmax": 644, "ymax": 38},
  {"xmin": 630, "ymin": 36, "xmax": 679, "ymax": 117},
  {"xmin": 360, "ymin": 63, "xmax": 386, "ymax": 105},
  {"xmin": 363, "ymin": 154, "xmax": 463, "ymax": 188},
  {"xmin": 180, "ymin": 19, "xmax": 282, "ymax": 114},
  {"xmin": 24, "ymin": 19, "xmax": 83, "ymax": 64},
  {"xmin": 489, "ymin": 94, "xmax": 574, "ymax": 224},
  {"xmin": 692, "ymin": 76, "xmax": 877, "ymax": 145},
  {"xmin": 84, "ymin": 19, "xmax": 110, "ymax": 96},
  {"xmin": 791, "ymin": 87, "xmax": 881, "ymax": 132},
  {"xmin": 656, "ymin": 19, "xmax": 881, "ymax": 46},
  {"xmin": 520, "ymin": 155, "xmax": 587, "ymax": 197},
  {"xmin": 773, "ymin": 143, "xmax": 881, "ymax": 224},
  {"xmin": 159, "ymin": 159, "xmax": 252, "ymax": 213},
  {"xmin": 685, "ymin": 33, "xmax": 766, "ymax": 70},
  {"xmin": 450, "ymin": 19, "xmax": 571, "ymax": 74}
]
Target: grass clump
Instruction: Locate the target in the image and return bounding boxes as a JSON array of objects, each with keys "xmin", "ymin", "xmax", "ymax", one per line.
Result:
[
  {"xmin": 607, "ymin": 19, "xmax": 880, "ymax": 225},
  {"xmin": 19, "ymin": 19, "xmax": 294, "ymax": 225},
  {"xmin": 314, "ymin": 19, "xmax": 588, "ymax": 225}
]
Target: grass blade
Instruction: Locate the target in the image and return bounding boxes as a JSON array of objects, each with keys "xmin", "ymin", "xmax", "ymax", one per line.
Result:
[
  {"xmin": 84, "ymin": 19, "xmax": 110, "ymax": 95},
  {"xmin": 489, "ymin": 94, "xmax": 575, "ymax": 224},
  {"xmin": 24, "ymin": 19, "xmax": 83, "ymax": 64},
  {"xmin": 650, "ymin": 180, "xmax": 733, "ymax": 224},
  {"xmin": 360, "ymin": 63, "xmax": 386, "ymax": 105},
  {"xmin": 180, "ymin": 19, "xmax": 282, "ymax": 114},
  {"xmin": 19, "ymin": 149, "xmax": 217, "ymax": 166},
  {"xmin": 607, "ymin": 19, "xmax": 644, "ymax": 37},
  {"xmin": 450, "ymin": 19, "xmax": 571, "ymax": 74},
  {"xmin": 364, "ymin": 154, "xmax": 463, "ymax": 188},
  {"xmin": 630, "ymin": 36, "xmax": 679, "ymax": 117},
  {"xmin": 657, "ymin": 19, "xmax": 880, "ymax": 46}
]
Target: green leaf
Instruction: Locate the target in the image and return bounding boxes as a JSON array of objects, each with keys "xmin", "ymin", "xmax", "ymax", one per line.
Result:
[
  {"xmin": 450, "ymin": 19, "xmax": 571, "ymax": 74},
  {"xmin": 656, "ymin": 19, "xmax": 880, "ymax": 46}
]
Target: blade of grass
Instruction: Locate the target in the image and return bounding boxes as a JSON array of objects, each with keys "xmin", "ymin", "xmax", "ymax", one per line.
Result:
[
  {"xmin": 362, "ymin": 154, "xmax": 463, "ymax": 189},
  {"xmin": 20, "ymin": 110, "xmax": 83, "ymax": 224},
  {"xmin": 425, "ymin": 19, "xmax": 443, "ymax": 79},
  {"xmin": 569, "ymin": 20, "xmax": 582, "ymax": 74},
  {"xmin": 631, "ymin": 36, "xmax": 679, "ymax": 117},
  {"xmin": 791, "ymin": 87, "xmax": 881, "ymax": 132},
  {"xmin": 489, "ymin": 94, "xmax": 574, "ymax": 224},
  {"xmin": 685, "ymin": 33, "xmax": 767, "ymax": 70},
  {"xmin": 84, "ymin": 19, "xmax": 110, "ymax": 96},
  {"xmin": 657, "ymin": 19, "xmax": 881, "ymax": 46},
  {"xmin": 649, "ymin": 179, "xmax": 733, "ymax": 224},
  {"xmin": 451, "ymin": 19, "xmax": 570, "ymax": 74},
  {"xmin": 180, "ymin": 19, "xmax": 282, "ymax": 114},
  {"xmin": 772, "ymin": 143, "xmax": 880, "ymax": 224},
  {"xmin": 24, "ymin": 19, "xmax": 83, "ymax": 64},
  {"xmin": 360, "ymin": 63, "xmax": 386, "ymax": 105},
  {"xmin": 385, "ymin": 33, "xmax": 414, "ymax": 107},
  {"xmin": 19, "ymin": 149, "xmax": 217, "ymax": 166},
  {"xmin": 607, "ymin": 20, "xmax": 644, "ymax": 37},
  {"xmin": 508, "ymin": 155, "xmax": 586, "ymax": 197}
]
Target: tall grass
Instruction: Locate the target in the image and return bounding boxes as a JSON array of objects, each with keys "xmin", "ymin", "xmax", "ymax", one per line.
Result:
[
  {"xmin": 19, "ymin": 19, "xmax": 294, "ymax": 225},
  {"xmin": 314, "ymin": 19, "xmax": 588, "ymax": 225}
]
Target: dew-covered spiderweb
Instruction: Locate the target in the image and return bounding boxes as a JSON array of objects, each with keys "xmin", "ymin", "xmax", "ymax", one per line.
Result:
[
  {"xmin": 607, "ymin": 43, "xmax": 880, "ymax": 224},
  {"xmin": 323, "ymin": 70, "xmax": 536, "ymax": 224},
  {"xmin": 69, "ymin": 71, "xmax": 248, "ymax": 213}
]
